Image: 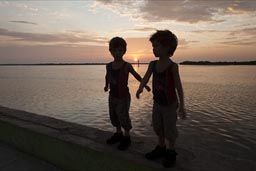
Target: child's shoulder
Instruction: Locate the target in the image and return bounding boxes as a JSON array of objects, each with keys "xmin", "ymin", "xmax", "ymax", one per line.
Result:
[
  {"xmin": 106, "ymin": 61, "xmax": 112, "ymax": 66},
  {"xmin": 171, "ymin": 60, "xmax": 178, "ymax": 66},
  {"xmin": 106, "ymin": 62, "xmax": 113, "ymax": 70},
  {"xmin": 122, "ymin": 61, "xmax": 132, "ymax": 68},
  {"xmin": 148, "ymin": 60, "xmax": 158, "ymax": 67},
  {"xmin": 123, "ymin": 60, "xmax": 131, "ymax": 65},
  {"xmin": 149, "ymin": 60, "xmax": 157, "ymax": 64},
  {"xmin": 171, "ymin": 61, "xmax": 178, "ymax": 66},
  {"xmin": 171, "ymin": 61, "xmax": 179, "ymax": 72}
]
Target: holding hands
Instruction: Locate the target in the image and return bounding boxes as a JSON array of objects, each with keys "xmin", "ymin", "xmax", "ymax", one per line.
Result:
[
  {"xmin": 136, "ymin": 88, "xmax": 143, "ymax": 99},
  {"xmin": 144, "ymin": 85, "xmax": 151, "ymax": 92},
  {"xmin": 136, "ymin": 85, "xmax": 150, "ymax": 99}
]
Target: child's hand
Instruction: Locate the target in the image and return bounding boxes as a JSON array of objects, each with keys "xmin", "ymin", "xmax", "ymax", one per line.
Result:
[
  {"xmin": 104, "ymin": 86, "xmax": 108, "ymax": 92},
  {"xmin": 178, "ymin": 107, "xmax": 186, "ymax": 120},
  {"xmin": 145, "ymin": 85, "xmax": 151, "ymax": 92},
  {"xmin": 136, "ymin": 88, "xmax": 143, "ymax": 99}
]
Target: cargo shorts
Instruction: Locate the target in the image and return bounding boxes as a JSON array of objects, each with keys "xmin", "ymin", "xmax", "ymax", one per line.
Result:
[
  {"xmin": 108, "ymin": 94, "xmax": 132, "ymax": 130},
  {"xmin": 152, "ymin": 101, "xmax": 179, "ymax": 142}
]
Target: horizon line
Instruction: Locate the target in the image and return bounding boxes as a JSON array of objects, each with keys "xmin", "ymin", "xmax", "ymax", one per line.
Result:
[{"xmin": 0, "ymin": 60, "xmax": 256, "ymax": 66}]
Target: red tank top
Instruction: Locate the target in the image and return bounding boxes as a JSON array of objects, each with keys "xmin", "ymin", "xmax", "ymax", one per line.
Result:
[
  {"xmin": 152, "ymin": 61, "xmax": 177, "ymax": 106},
  {"xmin": 107, "ymin": 62, "xmax": 129, "ymax": 98}
]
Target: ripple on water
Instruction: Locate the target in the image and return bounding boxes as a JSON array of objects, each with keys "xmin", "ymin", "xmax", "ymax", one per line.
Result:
[{"xmin": 1, "ymin": 65, "xmax": 256, "ymax": 162}]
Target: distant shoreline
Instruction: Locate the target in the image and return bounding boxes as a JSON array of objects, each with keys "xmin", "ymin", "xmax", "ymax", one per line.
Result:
[
  {"xmin": 0, "ymin": 63, "xmax": 149, "ymax": 66},
  {"xmin": 180, "ymin": 61, "xmax": 256, "ymax": 65},
  {"xmin": 0, "ymin": 61, "xmax": 256, "ymax": 66},
  {"xmin": 0, "ymin": 63, "xmax": 107, "ymax": 66}
]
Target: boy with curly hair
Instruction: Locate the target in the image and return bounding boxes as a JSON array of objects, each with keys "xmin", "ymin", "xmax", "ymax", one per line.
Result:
[{"xmin": 136, "ymin": 30, "xmax": 186, "ymax": 167}]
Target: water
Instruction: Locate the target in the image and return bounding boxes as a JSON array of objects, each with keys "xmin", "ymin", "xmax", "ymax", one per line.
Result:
[{"xmin": 0, "ymin": 65, "xmax": 256, "ymax": 161}]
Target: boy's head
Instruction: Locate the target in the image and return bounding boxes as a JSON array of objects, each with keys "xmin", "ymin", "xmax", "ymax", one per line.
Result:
[
  {"xmin": 109, "ymin": 37, "xmax": 127, "ymax": 59},
  {"xmin": 150, "ymin": 30, "xmax": 178, "ymax": 56}
]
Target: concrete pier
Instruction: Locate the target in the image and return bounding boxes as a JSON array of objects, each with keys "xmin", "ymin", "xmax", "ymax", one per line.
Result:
[
  {"xmin": 0, "ymin": 106, "xmax": 255, "ymax": 171},
  {"xmin": 0, "ymin": 106, "xmax": 162, "ymax": 170}
]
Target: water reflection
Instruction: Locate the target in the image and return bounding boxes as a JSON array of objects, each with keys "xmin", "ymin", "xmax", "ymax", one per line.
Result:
[{"xmin": 0, "ymin": 65, "xmax": 256, "ymax": 161}]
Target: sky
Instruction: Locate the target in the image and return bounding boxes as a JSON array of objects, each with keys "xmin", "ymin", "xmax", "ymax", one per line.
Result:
[{"xmin": 0, "ymin": 0, "xmax": 256, "ymax": 64}]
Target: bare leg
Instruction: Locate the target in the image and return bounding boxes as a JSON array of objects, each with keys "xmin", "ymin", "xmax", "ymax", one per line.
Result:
[
  {"xmin": 158, "ymin": 135, "xmax": 165, "ymax": 147},
  {"xmin": 106, "ymin": 126, "xmax": 123, "ymax": 145},
  {"xmin": 166, "ymin": 139, "xmax": 176, "ymax": 150},
  {"xmin": 124, "ymin": 129, "xmax": 130, "ymax": 136},
  {"xmin": 118, "ymin": 128, "xmax": 131, "ymax": 150},
  {"xmin": 163, "ymin": 139, "xmax": 177, "ymax": 168},
  {"xmin": 116, "ymin": 126, "xmax": 122, "ymax": 134}
]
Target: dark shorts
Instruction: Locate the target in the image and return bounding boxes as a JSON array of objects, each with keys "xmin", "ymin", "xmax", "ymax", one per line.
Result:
[
  {"xmin": 152, "ymin": 101, "xmax": 178, "ymax": 142},
  {"xmin": 108, "ymin": 94, "xmax": 132, "ymax": 130}
]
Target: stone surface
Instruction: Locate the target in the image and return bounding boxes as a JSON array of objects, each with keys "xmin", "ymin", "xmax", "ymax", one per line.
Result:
[{"xmin": 0, "ymin": 106, "xmax": 255, "ymax": 171}]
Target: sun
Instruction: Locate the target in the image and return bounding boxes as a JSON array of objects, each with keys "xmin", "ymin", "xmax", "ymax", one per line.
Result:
[{"xmin": 133, "ymin": 55, "xmax": 139, "ymax": 62}]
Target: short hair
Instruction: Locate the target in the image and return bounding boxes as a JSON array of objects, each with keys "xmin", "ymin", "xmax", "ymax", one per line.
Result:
[
  {"xmin": 109, "ymin": 37, "xmax": 127, "ymax": 53},
  {"xmin": 150, "ymin": 30, "xmax": 178, "ymax": 56}
]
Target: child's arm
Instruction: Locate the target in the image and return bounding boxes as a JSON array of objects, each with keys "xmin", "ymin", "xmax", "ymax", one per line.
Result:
[
  {"xmin": 172, "ymin": 63, "xmax": 186, "ymax": 119},
  {"xmin": 128, "ymin": 64, "xmax": 151, "ymax": 92},
  {"xmin": 136, "ymin": 61, "xmax": 154, "ymax": 99},
  {"xmin": 104, "ymin": 65, "xmax": 109, "ymax": 92}
]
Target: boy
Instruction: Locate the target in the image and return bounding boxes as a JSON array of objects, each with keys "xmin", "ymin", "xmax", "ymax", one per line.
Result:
[
  {"xmin": 104, "ymin": 37, "xmax": 150, "ymax": 151},
  {"xmin": 136, "ymin": 30, "xmax": 186, "ymax": 167}
]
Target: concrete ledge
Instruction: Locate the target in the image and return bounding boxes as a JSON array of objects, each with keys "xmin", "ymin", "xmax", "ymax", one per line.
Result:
[
  {"xmin": 4, "ymin": 106, "xmax": 254, "ymax": 171},
  {"xmin": 0, "ymin": 106, "xmax": 165, "ymax": 171}
]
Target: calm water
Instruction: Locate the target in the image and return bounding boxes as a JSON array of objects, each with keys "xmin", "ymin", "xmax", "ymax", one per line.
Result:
[{"xmin": 0, "ymin": 65, "xmax": 255, "ymax": 161}]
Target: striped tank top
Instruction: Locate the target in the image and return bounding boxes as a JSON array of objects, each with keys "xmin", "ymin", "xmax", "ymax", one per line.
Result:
[
  {"xmin": 107, "ymin": 62, "xmax": 129, "ymax": 98},
  {"xmin": 152, "ymin": 60, "xmax": 177, "ymax": 106}
]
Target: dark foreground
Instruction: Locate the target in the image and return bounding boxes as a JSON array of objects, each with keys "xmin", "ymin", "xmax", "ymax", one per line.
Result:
[{"xmin": 0, "ymin": 106, "xmax": 255, "ymax": 171}]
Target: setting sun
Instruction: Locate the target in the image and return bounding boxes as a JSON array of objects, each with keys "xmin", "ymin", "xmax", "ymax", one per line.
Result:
[{"xmin": 0, "ymin": 1, "xmax": 256, "ymax": 64}]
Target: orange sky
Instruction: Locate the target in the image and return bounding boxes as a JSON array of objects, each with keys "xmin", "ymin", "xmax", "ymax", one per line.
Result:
[{"xmin": 0, "ymin": 1, "xmax": 256, "ymax": 63}]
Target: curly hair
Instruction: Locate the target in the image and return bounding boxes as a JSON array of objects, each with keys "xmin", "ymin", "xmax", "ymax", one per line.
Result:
[{"xmin": 150, "ymin": 30, "xmax": 178, "ymax": 56}]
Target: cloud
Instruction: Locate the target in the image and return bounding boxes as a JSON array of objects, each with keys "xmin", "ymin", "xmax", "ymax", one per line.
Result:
[
  {"xmin": 0, "ymin": 44, "xmax": 110, "ymax": 64},
  {"xmin": 219, "ymin": 39, "xmax": 256, "ymax": 46},
  {"xmin": 0, "ymin": 1, "xmax": 10, "ymax": 7},
  {"xmin": 14, "ymin": 3, "xmax": 38, "ymax": 12},
  {"xmin": 0, "ymin": 28, "xmax": 108, "ymax": 45},
  {"xmin": 10, "ymin": 20, "xmax": 37, "ymax": 25},
  {"xmin": 95, "ymin": 0, "xmax": 256, "ymax": 23},
  {"xmin": 223, "ymin": 27, "xmax": 256, "ymax": 45},
  {"xmin": 132, "ymin": 27, "xmax": 156, "ymax": 32}
]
